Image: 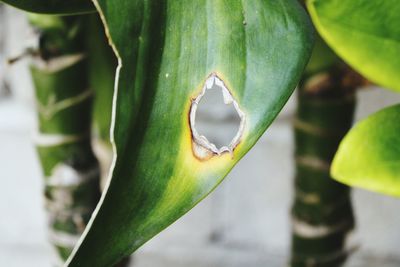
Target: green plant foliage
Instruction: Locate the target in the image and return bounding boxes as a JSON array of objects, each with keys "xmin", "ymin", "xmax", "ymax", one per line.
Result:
[
  {"xmin": 307, "ymin": 0, "xmax": 400, "ymax": 92},
  {"xmin": 85, "ymin": 14, "xmax": 117, "ymax": 143},
  {"xmin": 0, "ymin": 0, "xmax": 94, "ymax": 14},
  {"xmin": 332, "ymin": 104, "xmax": 400, "ymax": 197},
  {"xmin": 65, "ymin": 1, "xmax": 314, "ymax": 266}
]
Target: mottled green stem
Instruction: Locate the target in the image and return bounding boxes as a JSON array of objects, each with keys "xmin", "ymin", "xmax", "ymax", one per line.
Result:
[
  {"xmin": 29, "ymin": 14, "xmax": 101, "ymax": 263},
  {"xmin": 291, "ymin": 63, "xmax": 362, "ymax": 267}
]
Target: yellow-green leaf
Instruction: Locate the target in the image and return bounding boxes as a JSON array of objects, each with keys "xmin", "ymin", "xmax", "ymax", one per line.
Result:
[
  {"xmin": 307, "ymin": 0, "xmax": 400, "ymax": 92},
  {"xmin": 332, "ymin": 104, "xmax": 400, "ymax": 197}
]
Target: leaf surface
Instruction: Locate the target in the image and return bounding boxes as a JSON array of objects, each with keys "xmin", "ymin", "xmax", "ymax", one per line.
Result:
[
  {"xmin": 1, "ymin": 0, "xmax": 94, "ymax": 14},
  {"xmin": 332, "ymin": 105, "xmax": 400, "ymax": 197},
  {"xmin": 66, "ymin": 1, "xmax": 314, "ymax": 266},
  {"xmin": 307, "ymin": 0, "xmax": 400, "ymax": 91}
]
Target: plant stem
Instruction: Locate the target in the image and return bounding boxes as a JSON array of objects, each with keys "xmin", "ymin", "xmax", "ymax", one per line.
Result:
[
  {"xmin": 290, "ymin": 64, "xmax": 363, "ymax": 267},
  {"xmin": 29, "ymin": 14, "xmax": 101, "ymax": 263}
]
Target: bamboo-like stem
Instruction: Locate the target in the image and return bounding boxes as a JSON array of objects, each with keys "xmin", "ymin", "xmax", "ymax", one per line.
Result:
[
  {"xmin": 290, "ymin": 64, "xmax": 366, "ymax": 267},
  {"xmin": 29, "ymin": 14, "xmax": 101, "ymax": 263}
]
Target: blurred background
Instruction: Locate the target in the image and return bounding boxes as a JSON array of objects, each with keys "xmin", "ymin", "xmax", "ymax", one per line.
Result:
[{"xmin": 1, "ymin": 5, "xmax": 400, "ymax": 267}]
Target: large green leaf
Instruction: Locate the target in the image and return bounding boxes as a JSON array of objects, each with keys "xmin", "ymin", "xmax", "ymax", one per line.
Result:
[
  {"xmin": 307, "ymin": 0, "xmax": 400, "ymax": 92},
  {"xmin": 66, "ymin": 1, "xmax": 314, "ymax": 266},
  {"xmin": 0, "ymin": 0, "xmax": 94, "ymax": 14},
  {"xmin": 85, "ymin": 14, "xmax": 117, "ymax": 143},
  {"xmin": 332, "ymin": 104, "xmax": 400, "ymax": 197}
]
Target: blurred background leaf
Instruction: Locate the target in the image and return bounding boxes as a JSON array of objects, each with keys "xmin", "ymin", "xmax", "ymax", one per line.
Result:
[
  {"xmin": 0, "ymin": 0, "xmax": 94, "ymax": 15},
  {"xmin": 307, "ymin": 0, "xmax": 400, "ymax": 92},
  {"xmin": 332, "ymin": 104, "xmax": 400, "ymax": 197}
]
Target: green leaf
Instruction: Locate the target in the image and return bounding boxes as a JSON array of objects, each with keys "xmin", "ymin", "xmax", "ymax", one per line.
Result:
[
  {"xmin": 85, "ymin": 14, "xmax": 117, "ymax": 143},
  {"xmin": 66, "ymin": 1, "xmax": 314, "ymax": 266},
  {"xmin": 332, "ymin": 104, "xmax": 400, "ymax": 197},
  {"xmin": 307, "ymin": 0, "xmax": 400, "ymax": 92},
  {"xmin": 1, "ymin": 0, "xmax": 95, "ymax": 15}
]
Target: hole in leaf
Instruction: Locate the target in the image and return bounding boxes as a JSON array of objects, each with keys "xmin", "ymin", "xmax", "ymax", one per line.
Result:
[
  {"xmin": 189, "ymin": 73, "xmax": 245, "ymax": 160},
  {"xmin": 195, "ymin": 84, "xmax": 241, "ymax": 148}
]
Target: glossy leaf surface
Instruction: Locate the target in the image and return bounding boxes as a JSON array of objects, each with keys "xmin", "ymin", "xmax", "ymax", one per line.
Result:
[
  {"xmin": 1, "ymin": 0, "xmax": 94, "ymax": 14},
  {"xmin": 332, "ymin": 105, "xmax": 400, "ymax": 197},
  {"xmin": 307, "ymin": 0, "xmax": 400, "ymax": 91},
  {"xmin": 66, "ymin": 1, "xmax": 313, "ymax": 266}
]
